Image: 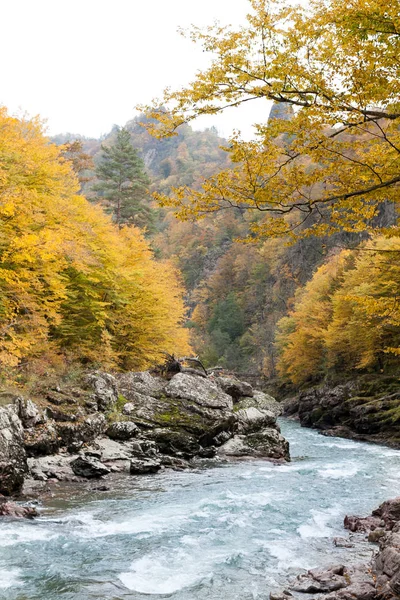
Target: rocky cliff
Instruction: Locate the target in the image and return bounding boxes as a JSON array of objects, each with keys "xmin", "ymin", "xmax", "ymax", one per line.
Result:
[
  {"xmin": 0, "ymin": 370, "xmax": 289, "ymax": 498},
  {"xmin": 283, "ymin": 375, "xmax": 400, "ymax": 447}
]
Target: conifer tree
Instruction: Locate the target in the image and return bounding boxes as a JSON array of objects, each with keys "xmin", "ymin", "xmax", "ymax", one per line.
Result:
[{"xmin": 94, "ymin": 127, "xmax": 154, "ymax": 229}]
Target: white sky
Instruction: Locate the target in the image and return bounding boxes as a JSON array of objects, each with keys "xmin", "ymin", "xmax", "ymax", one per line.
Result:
[{"xmin": 1, "ymin": 0, "xmax": 271, "ymax": 140}]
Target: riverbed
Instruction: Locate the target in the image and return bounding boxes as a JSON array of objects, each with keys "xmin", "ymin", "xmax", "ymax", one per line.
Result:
[{"xmin": 1, "ymin": 419, "xmax": 400, "ymax": 600}]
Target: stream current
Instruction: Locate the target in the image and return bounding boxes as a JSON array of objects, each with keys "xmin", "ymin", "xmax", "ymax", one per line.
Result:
[{"xmin": 1, "ymin": 419, "xmax": 400, "ymax": 600}]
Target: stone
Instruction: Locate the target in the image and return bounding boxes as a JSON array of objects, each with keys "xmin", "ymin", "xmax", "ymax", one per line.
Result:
[
  {"xmin": 344, "ymin": 514, "xmax": 382, "ymax": 533},
  {"xmin": 55, "ymin": 413, "xmax": 107, "ymax": 450},
  {"xmin": 145, "ymin": 427, "xmax": 201, "ymax": 458},
  {"xmin": 0, "ymin": 405, "xmax": 28, "ymax": 495},
  {"xmin": 0, "ymin": 499, "xmax": 37, "ymax": 519},
  {"xmin": 217, "ymin": 428, "xmax": 289, "ymax": 460},
  {"xmin": 334, "ymin": 537, "xmax": 354, "ymax": 548},
  {"xmin": 217, "ymin": 376, "xmax": 254, "ymax": 400},
  {"xmin": 118, "ymin": 371, "xmax": 166, "ymax": 399},
  {"xmin": 45, "ymin": 405, "xmax": 83, "ymax": 422},
  {"xmin": 160, "ymin": 455, "xmax": 189, "ymax": 470},
  {"xmin": 14, "ymin": 397, "xmax": 45, "ymax": 427},
  {"xmin": 236, "ymin": 390, "xmax": 282, "ymax": 417},
  {"xmin": 165, "ymin": 373, "xmax": 233, "ymax": 410},
  {"xmin": 130, "ymin": 457, "xmax": 162, "ymax": 474},
  {"xmin": 106, "ymin": 421, "xmax": 138, "ymax": 441},
  {"xmin": 71, "ymin": 455, "xmax": 110, "ymax": 478},
  {"xmin": 85, "ymin": 372, "xmax": 118, "ymax": 411},
  {"xmin": 24, "ymin": 422, "xmax": 60, "ymax": 456},
  {"xmin": 235, "ymin": 407, "xmax": 276, "ymax": 434},
  {"xmin": 27, "ymin": 454, "xmax": 78, "ymax": 481},
  {"xmin": 368, "ymin": 529, "xmax": 385, "ymax": 543}
]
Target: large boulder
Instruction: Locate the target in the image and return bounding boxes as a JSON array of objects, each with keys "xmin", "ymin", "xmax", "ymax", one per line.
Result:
[
  {"xmin": 56, "ymin": 413, "xmax": 107, "ymax": 450},
  {"xmin": 118, "ymin": 371, "xmax": 166, "ymax": 400},
  {"xmin": 217, "ymin": 376, "xmax": 254, "ymax": 401},
  {"xmin": 0, "ymin": 405, "xmax": 28, "ymax": 495},
  {"xmin": 235, "ymin": 407, "xmax": 276, "ymax": 434},
  {"xmin": 217, "ymin": 428, "xmax": 289, "ymax": 460},
  {"xmin": 165, "ymin": 373, "xmax": 233, "ymax": 411},
  {"xmin": 24, "ymin": 422, "xmax": 60, "ymax": 456},
  {"xmin": 27, "ymin": 454, "xmax": 78, "ymax": 481},
  {"xmin": 107, "ymin": 421, "xmax": 139, "ymax": 441},
  {"xmin": 71, "ymin": 455, "xmax": 110, "ymax": 478},
  {"xmin": 85, "ymin": 372, "xmax": 118, "ymax": 411},
  {"xmin": 14, "ymin": 397, "xmax": 45, "ymax": 428},
  {"xmin": 236, "ymin": 390, "xmax": 282, "ymax": 417},
  {"xmin": 283, "ymin": 377, "xmax": 400, "ymax": 446}
]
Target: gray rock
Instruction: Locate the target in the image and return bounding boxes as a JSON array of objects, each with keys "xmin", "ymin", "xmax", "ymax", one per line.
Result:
[
  {"xmin": 71, "ymin": 455, "xmax": 110, "ymax": 478},
  {"xmin": 334, "ymin": 537, "xmax": 354, "ymax": 548},
  {"xmin": 86, "ymin": 372, "xmax": 118, "ymax": 411},
  {"xmin": 292, "ymin": 565, "xmax": 347, "ymax": 593},
  {"xmin": 107, "ymin": 421, "xmax": 138, "ymax": 441},
  {"xmin": 145, "ymin": 427, "xmax": 201, "ymax": 458},
  {"xmin": 14, "ymin": 397, "xmax": 45, "ymax": 428},
  {"xmin": 0, "ymin": 405, "xmax": 27, "ymax": 495},
  {"xmin": 236, "ymin": 390, "xmax": 282, "ymax": 417},
  {"xmin": 118, "ymin": 371, "xmax": 166, "ymax": 399},
  {"xmin": 217, "ymin": 428, "xmax": 289, "ymax": 460},
  {"xmin": 27, "ymin": 454, "xmax": 78, "ymax": 481},
  {"xmin": 217, "ymin": 376, "xmax": 254, "ymax": 400},
  {"xmin": 165, "ymin": 373, "xmax": 233, "ymax": 410},
  {"xmin": 130, "ymin": 457, "xmax": 162, "ymax": 474},
  {"xmin": 55, "ymin": 413, "xmax": 107, "ymax": 450},
  {"xmin": 24, "ymin": 422, "xmax": 59, "ymax": 456},
  {"xmin": 235, "ymin": 407, "xmax": 276, "ymax": 434}
]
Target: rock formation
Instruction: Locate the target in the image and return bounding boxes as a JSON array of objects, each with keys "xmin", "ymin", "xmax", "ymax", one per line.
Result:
[
  {"xmin": 283, "ymin": 376, "xmax": 400, "ymax": 447},
  {"xmin": 272, "ymin": 497, "xmax": 400, "ymax": 600},
  {"xmin": 0, "ymin": 370, "xmax": 289, "ymax": 501}
]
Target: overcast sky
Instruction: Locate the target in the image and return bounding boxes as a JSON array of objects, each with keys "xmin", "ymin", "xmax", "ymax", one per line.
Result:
[{"xmin": 1, "ymin": 0, "xmax": 271, "ymax": 140}]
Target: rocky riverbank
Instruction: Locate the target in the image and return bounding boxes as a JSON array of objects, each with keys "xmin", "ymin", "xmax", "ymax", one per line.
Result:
[
  {"xmin": 273, "ymin": 496, "xmax": 400, "ymax": 600},
  {"xmin": 283, "ymin": 375, "xmax": 400, "ymax": 447},
  {"xmin": 0, "ymin": 369, "xmax": 289, "ymax": 503}
]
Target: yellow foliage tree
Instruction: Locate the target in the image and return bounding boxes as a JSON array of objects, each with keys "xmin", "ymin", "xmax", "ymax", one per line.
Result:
[
  {"xmin": 140, "ymin": 0, "xmax": 400, "ymax": 240},
  {"xmin": 276, "ymin": 237, "xmax": 400, "ymax": 384},
  {"xmin": 0, "ymin": 108, "xmax": 190, "ymax": 371}
]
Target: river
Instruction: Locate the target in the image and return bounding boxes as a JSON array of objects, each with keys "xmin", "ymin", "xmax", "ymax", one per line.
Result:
[{"xmin": 1, "ymin": 419, "xmax": 400, "ymax": 600}]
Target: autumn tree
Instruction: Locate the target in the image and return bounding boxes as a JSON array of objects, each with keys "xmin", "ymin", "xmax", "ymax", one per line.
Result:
[
  {"xmin": 93, "ymin": 127, "xmax": 154, "ymax": 229},
  {"xmin": 60, "ymin": 139, "xmax": 94, "ymax": 191},
  {"xmin": 276, "ymin": 237, "xmax": 400, "ymax": 385},
  {"xmin": 140, "ymin": 0, "xmax": 400, "ymax": 240},
  {"xmin": 0, "ymin": 108, "xmax": 190, "ymax": 372}
]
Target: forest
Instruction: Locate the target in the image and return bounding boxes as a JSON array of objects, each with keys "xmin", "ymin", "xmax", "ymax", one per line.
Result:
[
  {"xmin": 0, "ymin": 0, "xmax": 399, "ymax": 393},
  {"xmin": 1, "ymin": 1, "xmax": 400, "ymax": 599}
]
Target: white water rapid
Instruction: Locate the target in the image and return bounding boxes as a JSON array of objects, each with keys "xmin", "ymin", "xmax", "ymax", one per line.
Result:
[{"xmin": 1, "ymin": 419, "xmax": 400, "ymax": 600}]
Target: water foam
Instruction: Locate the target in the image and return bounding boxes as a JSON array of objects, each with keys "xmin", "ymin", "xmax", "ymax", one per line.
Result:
[
  {"xmin": 298, "ymin": 505, "xmax": 342, "ymax": 539},
  {"xmin": 318, "ymin": 463, "xmax": 359, "ymax": 479},
  {"xmin": 119, "ymin": 551, "xmax": 213, "ymax": 594},
  {"xmin": 0, "ymin": 526, "xmax": 57, "ymax": 547},
  {"xmin": 0, "ymin": 568, "xmax": 22, "ymax": 589}
]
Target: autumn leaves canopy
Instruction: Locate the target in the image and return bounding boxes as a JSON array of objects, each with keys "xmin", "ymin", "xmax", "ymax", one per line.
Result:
[
  {"xmin": 141, "ymin": 0, "xmax": 400, "ymax": 241},
  {"xmin": 0, "ymin": 109, "xmax": 189, "ymax": 371}
]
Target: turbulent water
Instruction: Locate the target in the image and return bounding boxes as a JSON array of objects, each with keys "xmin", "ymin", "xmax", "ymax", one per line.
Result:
[{"xmin": 2, "ymin": 419, "xmax": 400, "ymax": 600}]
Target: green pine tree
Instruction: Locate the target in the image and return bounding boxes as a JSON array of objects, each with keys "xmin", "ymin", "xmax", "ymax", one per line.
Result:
[{"xmin": 93, "ymin": 127, "xmax": 154, "ymax": 229}]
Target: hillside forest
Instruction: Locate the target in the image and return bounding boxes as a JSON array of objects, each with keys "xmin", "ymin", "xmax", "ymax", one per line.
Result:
[{"xmin": 1, "ymin": 0, "xmax": 399, "ymax": 391}]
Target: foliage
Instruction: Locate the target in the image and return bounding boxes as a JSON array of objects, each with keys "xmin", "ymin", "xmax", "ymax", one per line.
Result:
[
  {"xmin": 276, "ymin": 237, "xmax": 400, "ymax": 385},
  {"xmin": 0, "ymin": 108, "xmax": 190, "ymax": 372},
  {"xmin": 141, "ymin": 0, "xmax": 400, "ymax": 240},
  {"xmin": 60, "ymin": 140, "xmax": 94, "ymax": 191},
  {"xmin": 93, "ymin": 127, "xmax": 154, "ymax": 229}
]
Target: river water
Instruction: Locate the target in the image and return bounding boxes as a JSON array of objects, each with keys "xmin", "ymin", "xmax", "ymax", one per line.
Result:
[{"xmin": 1, "ymin": 419, "xmax": 400, "ymax": 600}]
